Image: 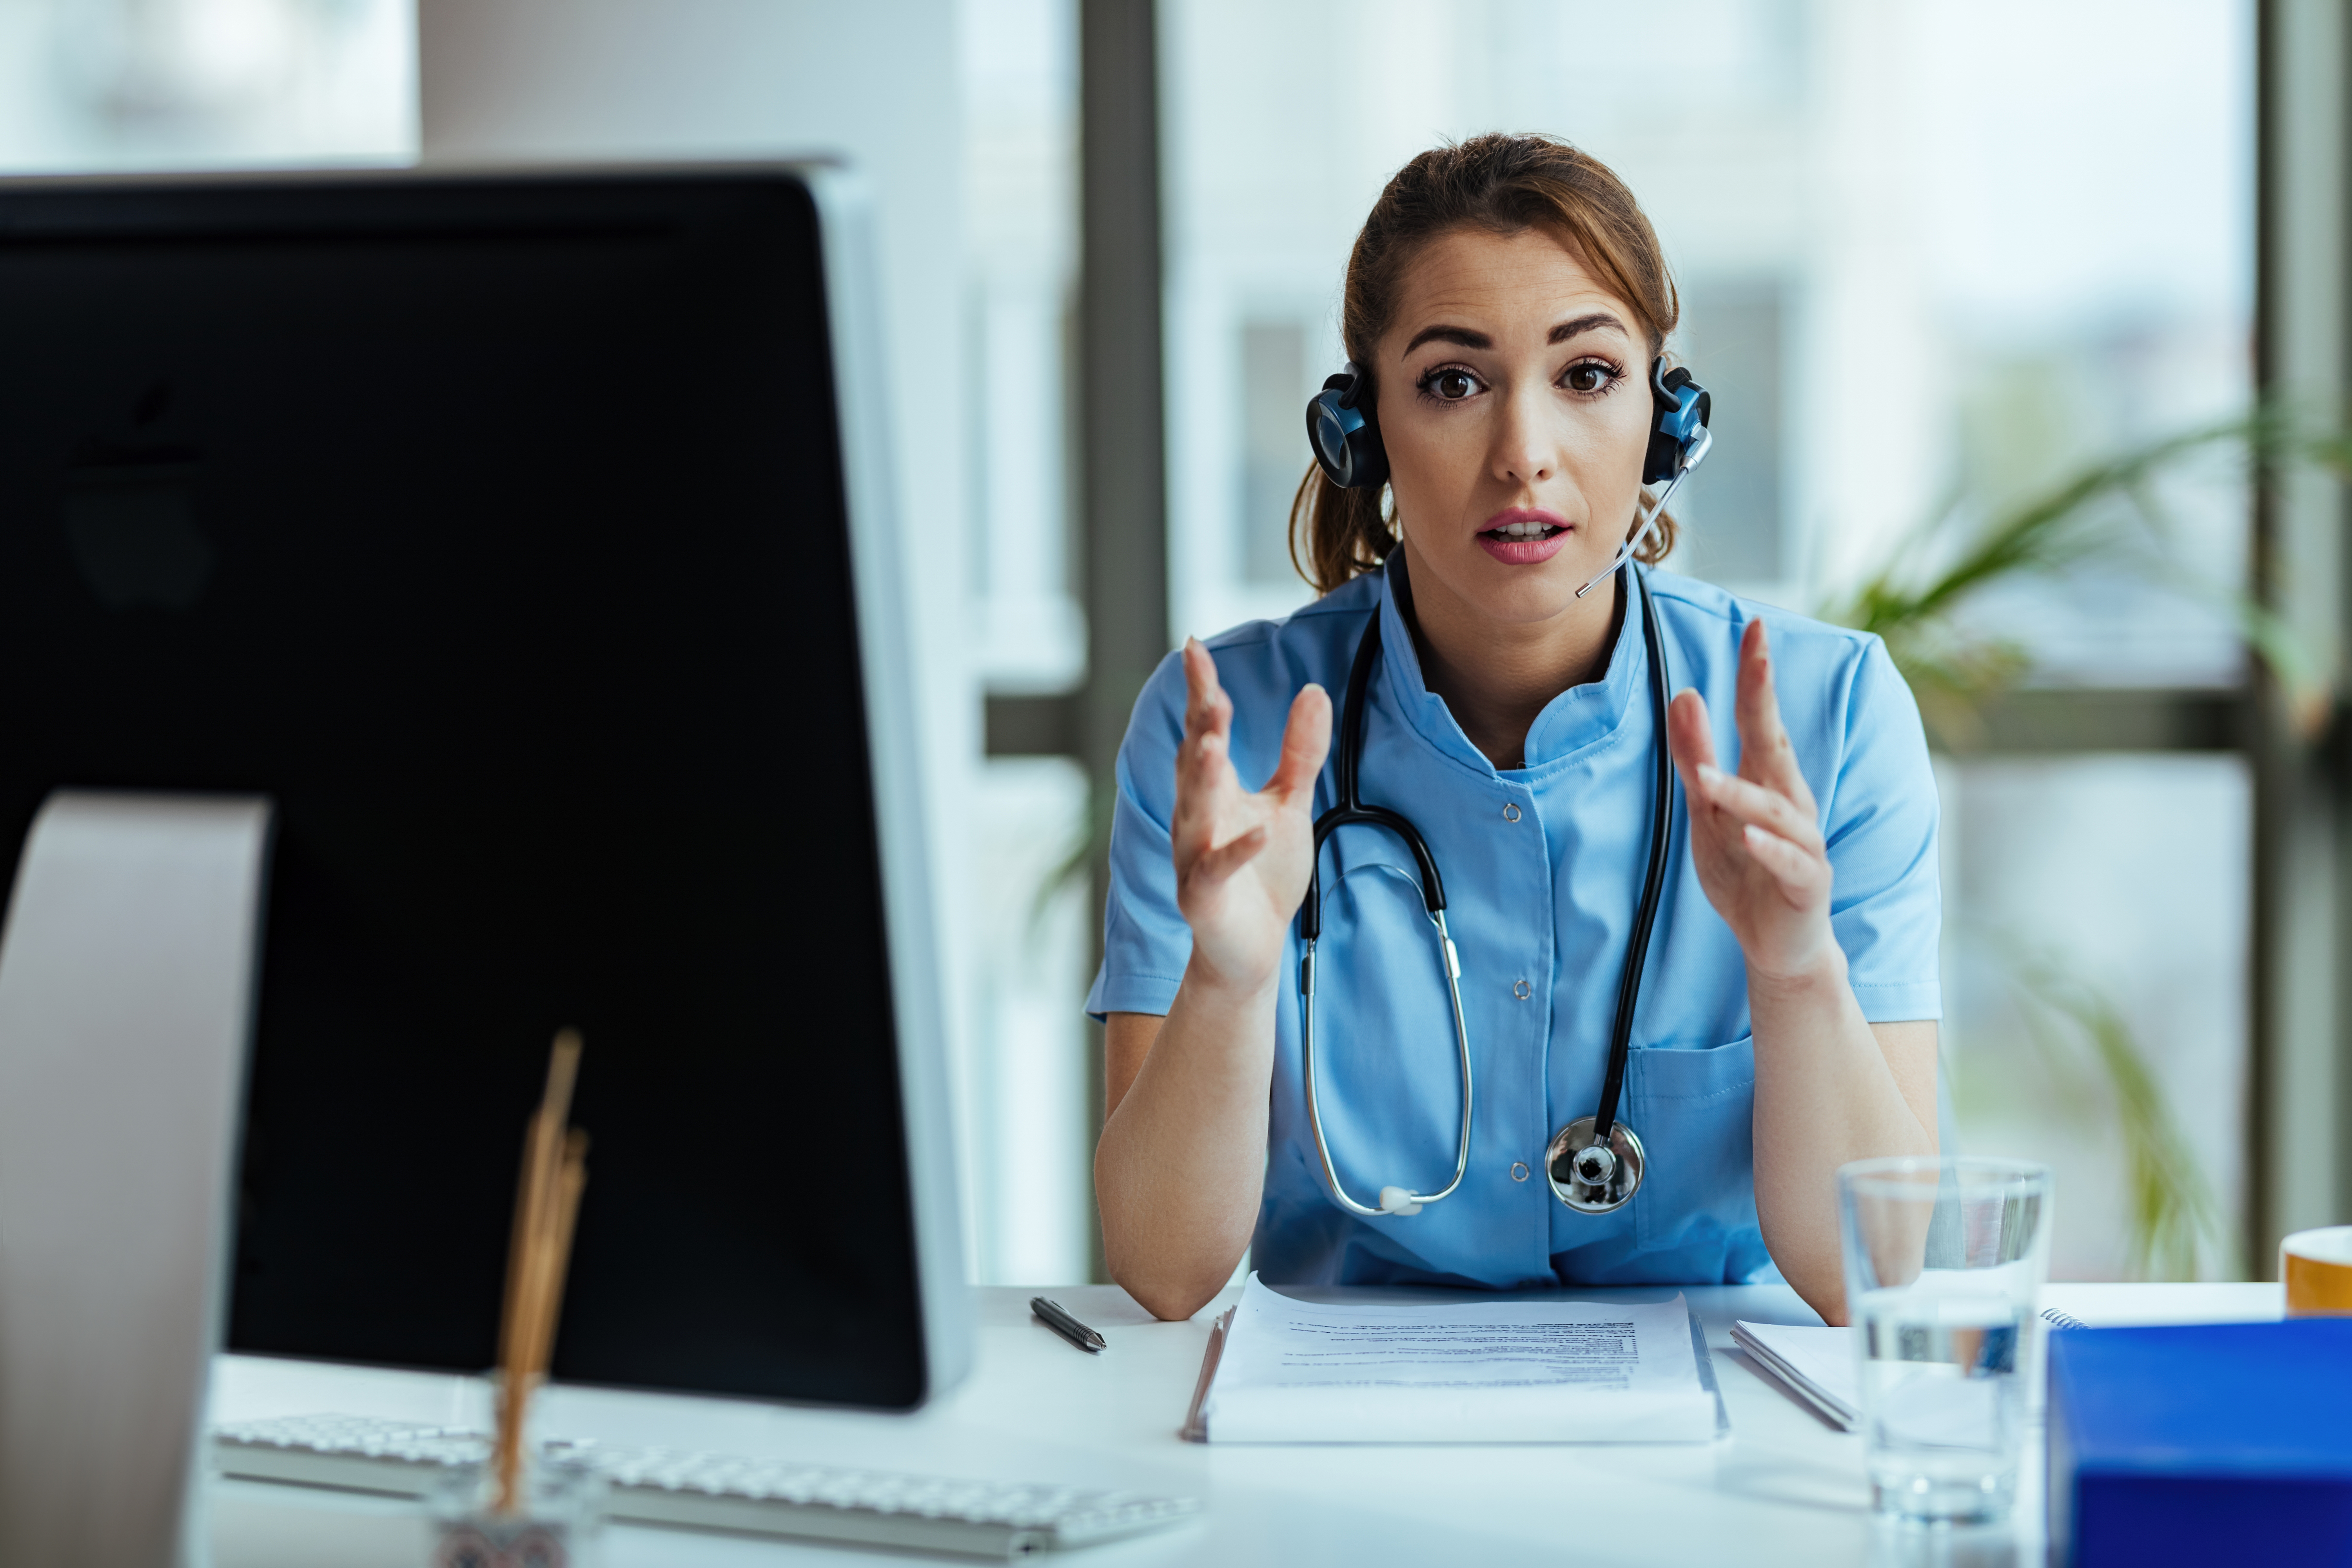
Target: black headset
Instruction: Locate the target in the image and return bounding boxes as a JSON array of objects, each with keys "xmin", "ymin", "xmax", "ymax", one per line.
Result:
[{"xmin": 1305, "ymin": 356, "xmax": 1711, "ymax": 492}]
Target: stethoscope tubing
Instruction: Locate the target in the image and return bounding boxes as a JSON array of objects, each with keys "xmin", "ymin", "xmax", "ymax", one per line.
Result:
[
  {"xmin": 1592, "ymin": 564, "xmax": 1677, "ymax": 1144},
  {"xmin": 1299, "ymin": 614, "xmax": 1474, "ymax": 1217},
  {"xmin": 1296, "ymin": 561, "xmax": 1674, "ymax": 1217}
]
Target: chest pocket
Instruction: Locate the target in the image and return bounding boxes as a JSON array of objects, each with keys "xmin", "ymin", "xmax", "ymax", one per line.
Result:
[{"xmin": 1629, "ymin": 1035, "xmax": 1757, "ymax": 1252}]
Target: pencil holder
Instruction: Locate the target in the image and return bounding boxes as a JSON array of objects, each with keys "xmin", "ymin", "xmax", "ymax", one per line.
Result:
[{"xmin": 428, "ymin": 1454, "xmax": 607, "ymax": 1568}]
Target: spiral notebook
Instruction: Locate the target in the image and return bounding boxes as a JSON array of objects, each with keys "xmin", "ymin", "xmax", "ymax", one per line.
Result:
[
  {"xmin": 1181, "ymin": 1275, "xmax": 1726, "ymax": 1444},
  {"xmin": 1729, "ymin": 1321, "xmax": 1858, "ymax": 1431}
]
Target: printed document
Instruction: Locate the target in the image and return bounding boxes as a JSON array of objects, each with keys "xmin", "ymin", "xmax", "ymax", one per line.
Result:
[{"xmin": 1194, "ymin": 1274, "xmax": 1719, "ymax": 1443}]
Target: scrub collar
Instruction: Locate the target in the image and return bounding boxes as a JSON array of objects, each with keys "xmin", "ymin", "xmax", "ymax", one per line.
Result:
[{"xmin": 1372, "ymin": 553, "xmax": 1650, "ymax": 776}]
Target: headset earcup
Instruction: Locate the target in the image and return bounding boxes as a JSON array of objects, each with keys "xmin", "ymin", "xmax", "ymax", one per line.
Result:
[
  {"xmin": 1642, "ymin": 430, "xmax": 1682, "ymax": 487},
  {"xmin": 1306, "ymin": 389, "xmax": 1354, "ymax": 485},
  {"xmin": 1642, "ymin": 363, "xmax": 1703, "ymax": 485},
  {"xmin": 1344, "ymin": 419, "xmax": 1389, "ymax": 490},
  {"xmin": 1305, "ymin": 377, "xmax": 1389, "ymax": 490}
]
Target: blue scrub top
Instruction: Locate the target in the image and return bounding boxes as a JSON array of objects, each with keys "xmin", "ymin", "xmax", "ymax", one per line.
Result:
[{"xmin": 1086, "ymin": 559, "xmax": 1942, "ymax": 1291}]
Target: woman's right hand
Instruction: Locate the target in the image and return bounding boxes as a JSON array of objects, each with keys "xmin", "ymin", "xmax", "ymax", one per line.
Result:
[{"xmin": 1171, "ymin": 639, "xmax": 1333, "ymax": 998}]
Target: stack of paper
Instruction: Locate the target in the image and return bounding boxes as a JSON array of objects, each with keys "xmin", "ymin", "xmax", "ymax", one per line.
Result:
[
  {"xmin": 1185, "ymin": 1275, "xmax": 1722, "ymax": 1443},
  {"xmin": 1729, "ymin": 1321, "xmax": 1857, "ymax": 1431}
]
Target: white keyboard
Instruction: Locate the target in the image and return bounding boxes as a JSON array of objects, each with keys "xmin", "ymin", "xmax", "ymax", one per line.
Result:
[{"xmin": 213, "ymin": 1414, "xmax": 1202, "ymax": 1559}]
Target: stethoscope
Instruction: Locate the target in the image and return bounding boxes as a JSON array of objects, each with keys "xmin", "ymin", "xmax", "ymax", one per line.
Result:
[{"xmin": 1294, "ymin": 365, "xmax": 1712, "ymax": 1219}]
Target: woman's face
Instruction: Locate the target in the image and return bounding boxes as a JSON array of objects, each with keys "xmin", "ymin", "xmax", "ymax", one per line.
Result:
[{"xmin": 1373, "ymin": 226, "xmax": 1655, "ymax": 629}]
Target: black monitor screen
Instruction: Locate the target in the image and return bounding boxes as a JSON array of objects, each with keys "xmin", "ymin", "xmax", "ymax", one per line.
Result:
[{"xmin": 0, "ymin": 169, "xmax": 928, "ymax": 1407}]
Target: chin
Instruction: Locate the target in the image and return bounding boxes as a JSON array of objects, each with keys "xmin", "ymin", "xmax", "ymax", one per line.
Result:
[
  {"xmin": 1460, "ymin": 560, "xmax": 1601, "ymax": 626},
  {"xmin": 1405, "ymin": 530, "xmax": 1626, "ymax": 629}
]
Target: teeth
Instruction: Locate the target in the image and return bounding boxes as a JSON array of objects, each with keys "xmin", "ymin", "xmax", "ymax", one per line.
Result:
[{"xmin": 1495, "ymin": 522, "xmax": 1553, "ymax": 539}]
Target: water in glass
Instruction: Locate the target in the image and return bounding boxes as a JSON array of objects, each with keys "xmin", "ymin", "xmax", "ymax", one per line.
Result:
[
  {"xmin": 1838, "ymin": 1156, "xmax": 2050, "ymax": 1525},
  {"xmin": 1856, "ymin": 1281, "xmax": 2028, "ymax": 1521}
]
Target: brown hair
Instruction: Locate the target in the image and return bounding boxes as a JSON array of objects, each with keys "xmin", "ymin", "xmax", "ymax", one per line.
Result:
[{"xmin": 1289, "ymin": 133, "xmax": 1682, "ymax": 593}]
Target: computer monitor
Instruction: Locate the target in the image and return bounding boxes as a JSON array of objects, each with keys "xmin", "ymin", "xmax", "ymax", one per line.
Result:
[{"xmin": 0, "ymin": 165, "xmax": 969, "ymax": 1411}]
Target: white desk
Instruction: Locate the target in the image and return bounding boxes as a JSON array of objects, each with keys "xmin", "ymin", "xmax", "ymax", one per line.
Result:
[{"xmin": 209, "ymin": 1281, "xmax": 2282, "ymax": 1568}]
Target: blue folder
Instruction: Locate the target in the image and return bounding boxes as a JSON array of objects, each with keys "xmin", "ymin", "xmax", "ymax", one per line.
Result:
[{"xmin": 2048, "ymin": 1319, "xmax": 2352, "ymax": 1566}]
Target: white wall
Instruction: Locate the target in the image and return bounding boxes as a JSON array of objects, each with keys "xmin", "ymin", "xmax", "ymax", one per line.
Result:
[
  {"xmin": 0, "ymin": 0, "xmax": 412, "ymax": 171},
  {"xmin": 416, "ymin": 1, "xmax": 983, "ymax": 1275}
]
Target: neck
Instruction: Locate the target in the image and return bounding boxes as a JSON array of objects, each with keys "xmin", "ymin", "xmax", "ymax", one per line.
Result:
[{"xmin": 1393, "ymin": 545, "xmax": 1625, "ymax": 770}]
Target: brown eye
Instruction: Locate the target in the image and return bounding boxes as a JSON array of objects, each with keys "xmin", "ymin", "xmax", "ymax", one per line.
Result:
[
  {"xmin": 1432, "ymin": 369, "xmax": 1477, "ymax": 401},
  {"xmin": 1564, "ymin": 361, "xmax": 1613, "ymax": 394}
]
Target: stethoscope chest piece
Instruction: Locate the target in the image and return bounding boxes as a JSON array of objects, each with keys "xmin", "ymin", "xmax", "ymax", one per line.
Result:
[{"xmin": 1545, "ymin": 1116, "xmax": 1646, "ymax": 1213}]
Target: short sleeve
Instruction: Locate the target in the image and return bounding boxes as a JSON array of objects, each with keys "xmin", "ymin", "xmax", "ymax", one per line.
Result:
[
  {"xmin": 1085, "ymin": 650, "xmax": 1193, "ymax": 1020},
  {"xmin": 1824, "ymin": 637, "xmax": 1942, "ymax": 1022}
]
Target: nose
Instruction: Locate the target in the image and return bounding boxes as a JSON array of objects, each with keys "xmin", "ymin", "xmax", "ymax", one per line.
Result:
[{"xmin": 1490, "ymin": 381, "xmax": 1555, "ymax": 487}]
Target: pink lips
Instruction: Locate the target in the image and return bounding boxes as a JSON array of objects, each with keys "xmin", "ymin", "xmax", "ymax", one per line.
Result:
[{"xmin": 1477, "ymin": 508, "xmax": 1572, "ymax": 566}]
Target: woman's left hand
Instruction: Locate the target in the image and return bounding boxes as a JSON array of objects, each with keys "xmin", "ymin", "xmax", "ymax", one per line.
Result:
[{"xmin": 1666, "ymin": 619, "xmax": 1838, "ymax": 985}]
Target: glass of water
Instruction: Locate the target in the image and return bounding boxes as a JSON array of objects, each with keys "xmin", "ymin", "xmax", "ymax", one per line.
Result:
[{"xmin": 1838, "ymin": 1156, "xmax": 2051, "ymax": 1523}]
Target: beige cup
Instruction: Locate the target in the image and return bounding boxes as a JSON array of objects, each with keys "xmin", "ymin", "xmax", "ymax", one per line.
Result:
[{"xmin": 2281, "ymin": 1225, "xmax": 2352, "ymax": 1316}]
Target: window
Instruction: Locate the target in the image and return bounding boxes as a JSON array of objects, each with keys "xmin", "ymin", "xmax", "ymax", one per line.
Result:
[
  {"xmin": 1161, "ymin": 0, "xmax": 2256, "ymax": 1278},
  {"xmin": 0, "ymin": 0, "xmax": 412, "ymax": 171},
  {"xmin": 963, "ymin": 0, "xmax": 1093, "ymax": 1284},
  {"xmin": 1673, "ymin": 278, "xmax": 1787, "ymax": 587},
  {"xmin": 1239, "ymin": 319, "xmax": 1311, "ymax": 585}
]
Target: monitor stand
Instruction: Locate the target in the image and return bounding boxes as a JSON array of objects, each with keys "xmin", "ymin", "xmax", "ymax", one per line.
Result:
[{"xmin": 0, "ymin": 793, "xmax": 272, "ymax": 1568}]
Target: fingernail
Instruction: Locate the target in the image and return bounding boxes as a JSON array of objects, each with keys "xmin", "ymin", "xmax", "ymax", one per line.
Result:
[
  {"xmin": 1697, "ymin": 764, "xmax": 1722, "ymax": 787},
  {"xmin": 1302, "ymin": 682, "xmax": 1326, "ymax": 697}
]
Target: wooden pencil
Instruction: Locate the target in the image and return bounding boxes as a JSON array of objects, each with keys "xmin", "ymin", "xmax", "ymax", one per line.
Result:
[{"xmin": 494, "ymin": 1030, "xmax": 588, "ymax": 1514}]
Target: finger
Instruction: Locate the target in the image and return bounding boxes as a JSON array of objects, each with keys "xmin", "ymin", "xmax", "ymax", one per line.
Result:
[
  {"xmin": 1172, "ymin": 642, "xmax": 1238, "ymax": 854},
  {"xmin": 1181, "ymin": 638, "xmax": 1232, "ymax": 746},
  {"xmin": 1667, "ymin": 688, "xmax": 1720, "ymax": 805},
  {"xmin": 1179, "ymin": 719, "xmax": 1235, "ymax": 801},
  {"xmin": 1693, "ymin": 762, "xmax": 1825, "ymax": 852},
  {"xmin": 1172, "ymin": 721, "xmax": 1238, "ymax": 860},
  {"xmin": 1176, "ymin": 641, "xmax": 1235, "ymax": 784},
  {"xmin": 1264, "ymin": 683, "xmax": 1333, "ymax": 804},
  {"xmin": 1670, "ymin": 689, "xmax": 1745, "ymax": 852},
  {"xmin": 1742, "ymin": 823, "xmax": 1828, "ymax": 907},
  {"xmin": 1733, "ymin": 621, "xmax": 1813, "ymax": 808},
  {"xmin": 1190, "ymin": 824, "xmax": 1270, "ymax": 891}
]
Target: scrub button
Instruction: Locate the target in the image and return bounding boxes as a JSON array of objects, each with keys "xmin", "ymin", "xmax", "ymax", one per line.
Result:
[
  {"xmin": 1512, "ymin": 979, "xmax": 1532, "ymax": 1000},
  {"xmin": 1510, "ymin": 1161, "xmax": 1530, "ymax": 1182},
  {"xmin": 1501, "ymin": 802, "xmax": 1522, "ymax": 823}
]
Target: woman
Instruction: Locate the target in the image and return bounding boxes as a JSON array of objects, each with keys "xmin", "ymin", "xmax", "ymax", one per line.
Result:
[{"xmin": 1089, "ymin": 134, "xmax": 1940, "ymax": 1325}]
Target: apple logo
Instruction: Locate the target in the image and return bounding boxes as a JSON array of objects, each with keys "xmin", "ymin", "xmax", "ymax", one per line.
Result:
[
  {"xmin": 65, "ymin": 379, "xmax": 215, "ymax": 611},
  {"xmin": 65, "ymin": 481, "xmax": 215, "ymax": 610}
]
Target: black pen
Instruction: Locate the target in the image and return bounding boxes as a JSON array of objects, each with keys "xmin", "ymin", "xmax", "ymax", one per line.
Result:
[{"xmin": 1030, "ymin": 1296, "xmax": 1107, "ymax": 1354}]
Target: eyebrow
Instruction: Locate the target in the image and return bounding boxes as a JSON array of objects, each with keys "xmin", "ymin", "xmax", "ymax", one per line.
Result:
[
  {"xmin": 1549, "ymin": 311, "xmax": 1629, "ymax": 344},
  {"xmin": 1400, "ymin": 311, "xmax": 1631, "ymax": 357},
  {"xmin": 1402, "ymin": 324, "xmax": 1490, "ymax": 354}
]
